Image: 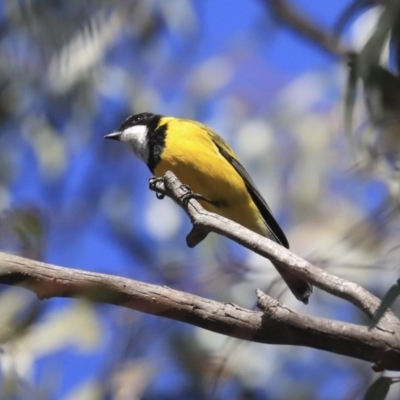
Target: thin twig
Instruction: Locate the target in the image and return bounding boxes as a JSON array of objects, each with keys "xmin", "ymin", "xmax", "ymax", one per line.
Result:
[{"xmin": 265, "ymin": 0, "xmax": 352, "ymax": 59}]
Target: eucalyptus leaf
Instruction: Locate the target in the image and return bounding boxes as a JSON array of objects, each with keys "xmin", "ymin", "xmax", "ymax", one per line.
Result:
[
  {"xmin": 344, "ymin": 54, "xmax": 359, "ymax": 137},
  {"xmin": 370, "ymin": 279, "xmax": 400, "ymax": 329},
  {"xmin": 364, "ymin": 377, "xmax": 393, "ymax": 400}
]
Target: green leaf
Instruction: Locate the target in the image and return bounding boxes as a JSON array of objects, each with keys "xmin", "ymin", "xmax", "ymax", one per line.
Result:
[
  {"xmin": 364, "ymin": 377, "xmax": 393, "ymax": 400},
  {"xmin": 358, "ymin": 2, "xmax": 400, "ymax": 78},
  {"xmin": 344, "ymin": 54, "xmax": 359, "ymax": 137},
  {"xmin": 370, "ymin": 280, "xmax": 400, "ymax": 329}
]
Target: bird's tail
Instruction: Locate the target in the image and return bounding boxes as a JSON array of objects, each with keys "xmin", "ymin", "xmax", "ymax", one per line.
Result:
[{"xmin": 273, "ymin": 262, "xmax": 313, "ymax": 304}]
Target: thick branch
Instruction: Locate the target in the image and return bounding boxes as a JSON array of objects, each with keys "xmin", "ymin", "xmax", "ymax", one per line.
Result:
[
  {"xmin": 0, "ymin": 252, "xmax": 400, "ymax": 370},
  {"xmin": 1, "ymin": 173, "xmax": 398, "ymax": 370},
  {"xmin": 149, "ymin": 172, "xmax": 398, "ymax": 328}
]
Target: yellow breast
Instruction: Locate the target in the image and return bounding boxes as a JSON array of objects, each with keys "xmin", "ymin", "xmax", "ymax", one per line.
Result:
[{"xmin": 153, "ymin": 119, "xmax": 267, "ymax": 236}]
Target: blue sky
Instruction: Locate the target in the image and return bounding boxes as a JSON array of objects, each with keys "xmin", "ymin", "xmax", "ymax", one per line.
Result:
[{"xmin": 0, "ymin": 1, "xmax": 392, "ymax": 399}]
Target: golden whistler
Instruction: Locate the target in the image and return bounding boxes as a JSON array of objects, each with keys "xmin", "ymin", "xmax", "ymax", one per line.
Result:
[{"xmin": 105, "ymin": 112, "xmax": 312, "ymax": 303}]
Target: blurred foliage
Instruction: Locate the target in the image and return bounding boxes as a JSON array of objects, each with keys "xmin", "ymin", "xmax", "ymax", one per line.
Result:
[
  {"xmin": 0, "ymin": 0, "xmax": 399, "ymax": 399},
  {"xmin": 337, "ymin": 3, "xmax": 400, "ymax": 395},
  {"xmin": 339, "ymin": 1, "xmax": 400, "ymax": 171},
  {"xmin": 370, "ymin": 278, "xmax": 400, "ymax": 328},
  {"xmin": 364, "ymin": 376, "xmax": 400, "ymax": 400}
]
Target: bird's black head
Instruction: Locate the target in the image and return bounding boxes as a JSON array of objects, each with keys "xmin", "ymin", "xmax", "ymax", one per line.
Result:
[
  {"xmin": 118, "ymin": 112, "xmax": 159, "ymax": 132},
  {"xmin": 104, "ymin": 112, "xmax": 165, "ymax": 164}
]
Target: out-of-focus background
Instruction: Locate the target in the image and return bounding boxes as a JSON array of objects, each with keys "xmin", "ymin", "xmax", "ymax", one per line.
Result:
[{"xmin": 0, "ymin": 0, "xmax": 400, "ymax": 399}]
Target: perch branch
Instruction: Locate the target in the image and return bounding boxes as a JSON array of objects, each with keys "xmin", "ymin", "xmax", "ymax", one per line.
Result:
[
  {"xmin": 149, "ymin": 172, "xmax": 398, "ymax": 328},
  {"xmin": 0, "ymin": 252, "xmax": 400, "ymax": 370}
]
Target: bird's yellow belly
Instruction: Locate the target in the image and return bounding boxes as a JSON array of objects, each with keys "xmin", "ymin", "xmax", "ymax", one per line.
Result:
[{"xmin": 153, "ymin": 156, "xmax": 267, "ymax": 236}]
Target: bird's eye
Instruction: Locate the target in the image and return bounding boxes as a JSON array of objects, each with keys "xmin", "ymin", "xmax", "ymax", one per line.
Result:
[{"xmin": 118, "ymin": 112, "xmax": 151, "ymax": 132}]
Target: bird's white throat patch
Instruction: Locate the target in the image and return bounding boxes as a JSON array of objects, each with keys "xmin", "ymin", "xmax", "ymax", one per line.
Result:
[{"xmin": 121, "ymin": 124, "xmax": 149, "ymax": 162}]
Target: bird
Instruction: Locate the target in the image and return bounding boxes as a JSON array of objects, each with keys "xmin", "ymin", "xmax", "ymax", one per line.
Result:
[{"xmin": 104, "ymin": 112, "xmax": 312, "ymax": 303}]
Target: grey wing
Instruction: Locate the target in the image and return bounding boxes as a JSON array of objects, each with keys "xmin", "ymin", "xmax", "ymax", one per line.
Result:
[{"xmin": 217, "ymin": 146, "xmax": 289, "ymax": 249}]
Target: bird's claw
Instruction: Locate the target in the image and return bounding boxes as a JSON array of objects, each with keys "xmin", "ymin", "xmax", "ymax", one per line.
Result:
[
  {"xmin": 179, "ymin": 185, "xmax": 207, "ymax": 205},
  {"xmin": 149, "ymin": 177, "xmax": 165, "ymax": 200}
]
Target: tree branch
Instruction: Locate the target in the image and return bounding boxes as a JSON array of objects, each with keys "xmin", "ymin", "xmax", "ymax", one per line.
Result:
[
  {"xmin": 1, "ymin": 172, "xmax": 400, "ymax": 371},
  {"xmin": 264, "ymin": 0, "xmax": 352, "ymax": 59},
  {"xmin": 149, "ymin": 172, "xmax": 398, "ymax": 327},
  {"xmin": 0, "ymin": 251, "xmax": 400, "ymax": 370}
]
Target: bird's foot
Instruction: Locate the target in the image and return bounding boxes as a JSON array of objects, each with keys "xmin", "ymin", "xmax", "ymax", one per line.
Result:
[
  {"xmin": 149, "ymin": 177, "xmax": 165, "ymax": 199},
  {"xmin": 179, "ymin": 184, "xmax": 209, "ymax": 205}
]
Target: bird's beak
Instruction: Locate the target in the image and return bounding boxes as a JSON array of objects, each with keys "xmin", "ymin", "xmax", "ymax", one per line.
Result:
[{"xmin": 104, "ymin": 132, "xmax": 122, "ymax": 141}]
